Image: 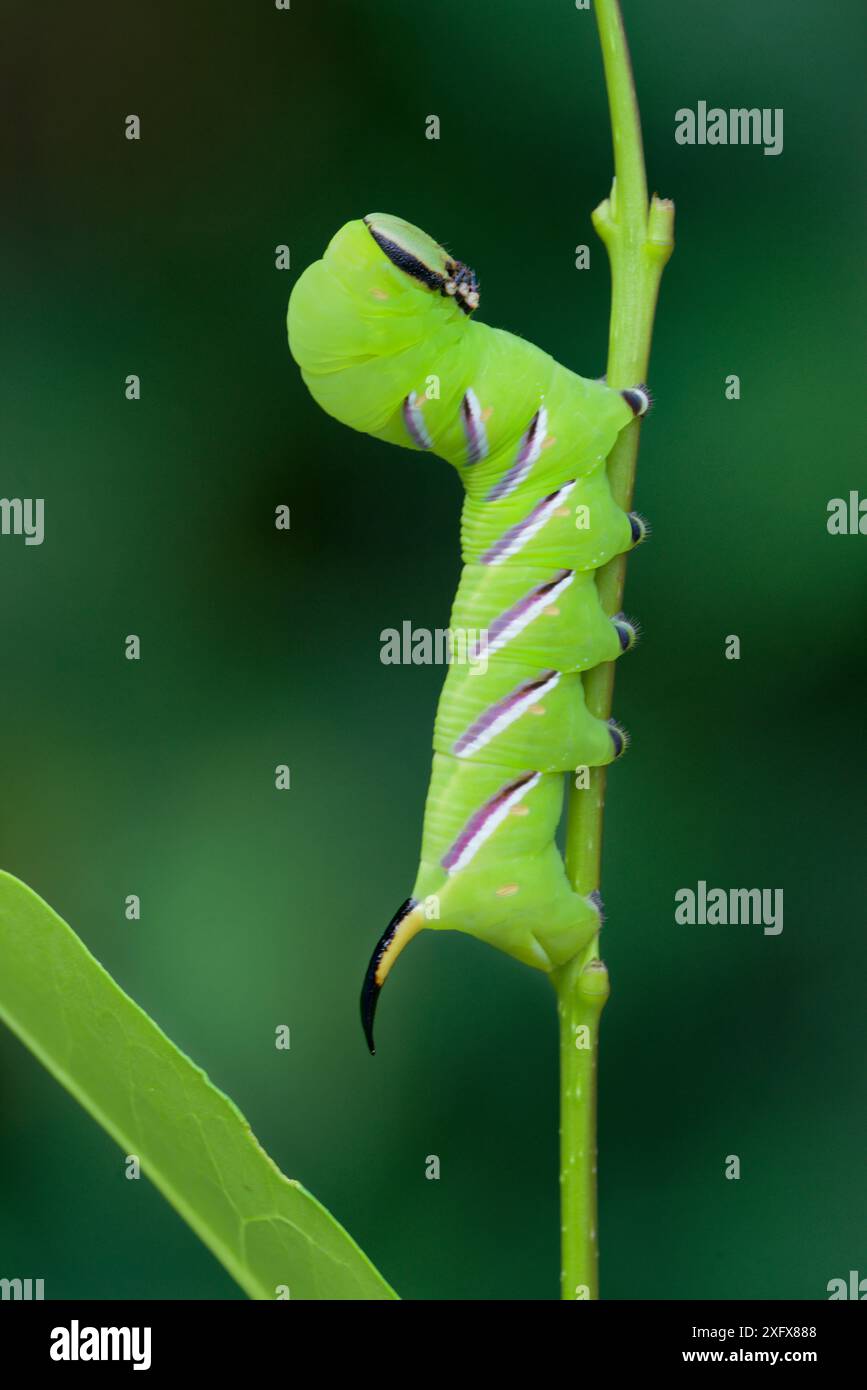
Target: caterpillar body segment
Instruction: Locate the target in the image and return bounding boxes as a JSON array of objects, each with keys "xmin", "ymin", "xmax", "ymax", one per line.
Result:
[{"xmin": 287, "ymin": 214, "xmax": 648, "ymax": 1051}]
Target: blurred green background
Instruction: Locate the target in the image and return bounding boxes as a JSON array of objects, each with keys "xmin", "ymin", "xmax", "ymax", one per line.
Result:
[{"xmin": 1, "ymin": 0, "xmax": 865, "ymax": 1300}]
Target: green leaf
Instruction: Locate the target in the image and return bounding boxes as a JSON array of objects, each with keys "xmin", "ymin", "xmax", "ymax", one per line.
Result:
[{"xmin": 0, "ymin": 871, "xmax": 397, "ymax": 1300}]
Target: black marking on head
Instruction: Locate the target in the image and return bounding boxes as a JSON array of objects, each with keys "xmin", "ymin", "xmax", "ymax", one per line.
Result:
[
  {"xmin": 446, "ymin": 259, "xmax": 480, "ymax": 313},
  {"xmin": 363, "ymin": 219, "xmax": 479, "ymax": 315},
  {"xmin": 628, "ymin": 512, "xmax": 649, "ymax": 546},
  {"xmin": 364, "ymin": 221, "xmax": 446, "ymax": 293},
  {"xmin": 607, "ymin": 719, "xmax": 628, "ymax": 760},
  {"xmin": 360, "ymin": 897, "xmax": 418, "ymax": 1055}
]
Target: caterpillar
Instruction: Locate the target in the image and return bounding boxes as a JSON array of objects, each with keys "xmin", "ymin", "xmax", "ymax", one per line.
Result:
[{"xmin": 287, "ymin": 214, "xmax": 649, "ymax": 1052}]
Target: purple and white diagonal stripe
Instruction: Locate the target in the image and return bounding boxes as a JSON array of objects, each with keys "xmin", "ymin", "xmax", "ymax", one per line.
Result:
[
  {"xmin": 441, "ymin": 771, "xmax": 541, "ymax": 873},
  {"xmin": 402, "ymin": 391, "xmax": 433, "ymax": 450},
  {"xmin": 453, "ymin": 670, "xmax": 561, "ymax": 759},
  {"xmin": 481, "ymin": 481, "xmax": 575, "ymax": 565},
  {"xmin": 485, "ymin": 405, "xmax": 548, "ymax": 502},
  {"xmin": 476, "ymin": 569, "xmax": 575, "ymax": 660},
  {"xmin": 461, "ymin": 388, "xmax": 488, "ymax": 465}
]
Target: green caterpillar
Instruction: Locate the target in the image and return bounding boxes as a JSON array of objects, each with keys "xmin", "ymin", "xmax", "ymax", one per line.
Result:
[{"xmin": 287, "ymin": 215, "xmax": 649, "ymax": 1052}]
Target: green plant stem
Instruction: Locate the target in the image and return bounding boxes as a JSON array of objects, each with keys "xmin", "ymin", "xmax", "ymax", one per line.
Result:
[
  {"xmin": 555, "ymin": 0, "xmax": 674, "ymax": 1302},
  {"xmin": 552, "ymin": 951, "xmax": 609, "ymax": 1299}
]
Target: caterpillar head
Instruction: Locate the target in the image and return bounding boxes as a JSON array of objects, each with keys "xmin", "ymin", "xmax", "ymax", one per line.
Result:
[
  {"xmin": 289, "ymin": 215, "xmax": 480, "ymax": 433},
  {"xmin": 364, "ymin": 214, "xmax": 480, "ymax": 313}
]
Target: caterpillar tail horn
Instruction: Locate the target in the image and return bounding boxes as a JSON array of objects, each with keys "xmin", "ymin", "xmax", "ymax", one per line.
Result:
[{"xmin": 360, "ymin": 898, "xmax": 426, "ymax": 1054}]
